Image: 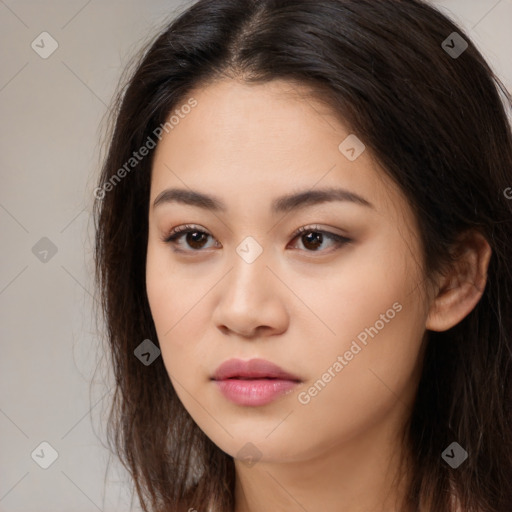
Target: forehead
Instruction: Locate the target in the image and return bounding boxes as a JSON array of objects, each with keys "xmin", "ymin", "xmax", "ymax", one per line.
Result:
[{"xmin": 150, "ymin": 78, "xmax": 405, "ymax": 220}]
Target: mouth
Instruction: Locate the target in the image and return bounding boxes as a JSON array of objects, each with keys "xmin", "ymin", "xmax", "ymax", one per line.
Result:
[
  {"xmin": 212, "ymin": 357, "xmax": 301, "ymax": 382},
  {"xmin": 211, "ymin": 358, "xmax": 301, "ymax": 406}
]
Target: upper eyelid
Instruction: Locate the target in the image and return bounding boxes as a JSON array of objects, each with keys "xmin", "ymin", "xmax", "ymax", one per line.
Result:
[
  {"xmin": 165, "ymin": 224, "xmax": 344, "ymax": 239},
  {"xmin": 163, "ymin": 224, "xmax": 350, "ymax": 250}
]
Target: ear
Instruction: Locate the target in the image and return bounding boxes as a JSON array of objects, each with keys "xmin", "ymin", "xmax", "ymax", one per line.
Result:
[{"xmin": 425, "ymin": 229, "xmax": 492, "ymax": 332}]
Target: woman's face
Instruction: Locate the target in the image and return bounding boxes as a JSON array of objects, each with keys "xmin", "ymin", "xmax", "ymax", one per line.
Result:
[{"xmin": 146, "ymin": 78, "xmax": 431, "ymax": 464}]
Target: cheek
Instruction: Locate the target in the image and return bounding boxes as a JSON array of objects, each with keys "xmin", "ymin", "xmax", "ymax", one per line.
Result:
[
  {"xmin": 146, "ymin": 245, "xmax": 190, "ymax": 360},
  {"xmin": 290, "ymin": 232, "xmax": 426, "ymax": 425},
  {"xmin": 146, "ymin": 246, "xmax": 173, "ymax": 335},
  {"xmin": 146, "ymin": 241, "xmax": 222, "ymax": 400},
  {"xmin": 288, "ymin": 294, "xmax": 426, "ymax": 462},
  {"xmin": 297, "ymin": 226, "xmax": 423, "ymax": 354}
]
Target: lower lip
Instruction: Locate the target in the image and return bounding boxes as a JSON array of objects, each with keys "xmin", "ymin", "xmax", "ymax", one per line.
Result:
[{"xmin": 214, "ymin": 378, "xmax": 299, "ymax": 406}]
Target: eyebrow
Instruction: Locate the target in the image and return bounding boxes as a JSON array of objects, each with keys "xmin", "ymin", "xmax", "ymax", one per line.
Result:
[{"xmin": 152, "ymin": 187, "xmax": 374, "ymax": 214}]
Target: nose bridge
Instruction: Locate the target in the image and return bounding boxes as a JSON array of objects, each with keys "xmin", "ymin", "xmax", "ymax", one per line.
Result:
[
  {"xmin": 212, "ymin": 233, "xmax": 287, "ymax": 336},
  {"xmin": 228, "ymin": 234, "xmax": 271, "ymax": 299}
]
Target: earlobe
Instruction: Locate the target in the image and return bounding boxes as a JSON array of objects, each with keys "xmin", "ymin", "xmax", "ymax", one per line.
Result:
[{"xmin": 425, "ymin": 230, "xmax": 492, "ymax": 332}]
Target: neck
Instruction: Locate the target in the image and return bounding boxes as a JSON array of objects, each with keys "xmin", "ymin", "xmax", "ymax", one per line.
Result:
[{"xmin": 233, "ymin": 409, "xmax": 414, "ymax": 512}]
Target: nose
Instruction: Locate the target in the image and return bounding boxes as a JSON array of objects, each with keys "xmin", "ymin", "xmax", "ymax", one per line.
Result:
[{"xmin": 212, "ymin": 248, "xmax": 289, "ymax": 339}]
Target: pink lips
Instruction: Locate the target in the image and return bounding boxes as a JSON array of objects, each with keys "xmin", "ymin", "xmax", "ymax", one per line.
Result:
[{"xmin": 212, "ymin": 358, "xmax": 301, "ymax": 406}]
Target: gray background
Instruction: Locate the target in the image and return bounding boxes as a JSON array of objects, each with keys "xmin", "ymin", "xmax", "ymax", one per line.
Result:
[{"xmin": 1, "ymin": 1, "xmax": 511, "ymax": 510}]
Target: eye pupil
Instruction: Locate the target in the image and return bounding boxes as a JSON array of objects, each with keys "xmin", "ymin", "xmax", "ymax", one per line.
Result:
[
  {"xmin": 187, "ymin": 231, "xmax": 208, "ymax": 249},
  {"xmin": 302, "ymin": 231, "xmax": 323, "ymax": 250}
]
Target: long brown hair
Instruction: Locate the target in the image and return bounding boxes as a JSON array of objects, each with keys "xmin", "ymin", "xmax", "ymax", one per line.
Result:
[{"xmin": 93, "ymin": 1, "xmax": 512, "ymax": 510}]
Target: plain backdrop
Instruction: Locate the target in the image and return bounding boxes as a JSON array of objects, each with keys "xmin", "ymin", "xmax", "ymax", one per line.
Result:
[{"xmin": 1, "ymin": 1, "xmax": 511, "ymax": 510}]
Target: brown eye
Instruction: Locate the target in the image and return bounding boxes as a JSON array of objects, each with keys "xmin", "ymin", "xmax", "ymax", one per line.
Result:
[
  {"xmin": 163, "ymin": 224, "xmax": 351, "ymax": 255},
  {"xmin": 183, "ymin": 230, "xmax": 209, "ymax": 249},
  {"xmin": 291, "ymin": 226, "xmax": 351, "ymax": 253},
  {"xmin": 299, "ymin": 231, "xmax": 324, "ymax": 251},
  {"xmin": 163, "ymin": 224, "xmax": 217, "ymax": 252}
]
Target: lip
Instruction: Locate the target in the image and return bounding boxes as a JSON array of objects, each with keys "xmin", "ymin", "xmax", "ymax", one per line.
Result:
[
  {"xmin": 212, "ymin": 358, "xmax": 301, "ymax": 381},
  {"xmin": 212, "ymin": 358, "xmax": 301, "ymax": 406}
]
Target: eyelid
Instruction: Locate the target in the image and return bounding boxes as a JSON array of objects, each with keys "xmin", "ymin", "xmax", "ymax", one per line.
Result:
[
  {"xmin": 162, "ymin": 223, "xmax": 211, "ymax": 243},
  {"xmin": 162, "ymin": 223, "xmax": 351, "ymax": 254}
]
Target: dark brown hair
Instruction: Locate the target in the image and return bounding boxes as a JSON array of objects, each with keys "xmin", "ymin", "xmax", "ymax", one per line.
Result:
[{"xmin": 93, "ymin": 0, "xmax": 512, "ymax": 510}]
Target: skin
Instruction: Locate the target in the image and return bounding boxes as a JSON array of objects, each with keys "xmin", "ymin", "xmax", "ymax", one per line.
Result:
[{"xmin": 145, "ymin": 78, "xmax": 491, "ymax": 512}]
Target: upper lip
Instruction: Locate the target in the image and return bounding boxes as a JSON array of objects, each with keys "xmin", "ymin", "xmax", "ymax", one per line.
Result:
[{"xmin": 212, "ymin": 358, "xmax": 301, "ymax": 381}]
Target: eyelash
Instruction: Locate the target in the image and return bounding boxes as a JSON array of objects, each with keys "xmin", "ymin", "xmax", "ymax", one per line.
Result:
[{"xmin": 162, "ymin": 224, "xmax": 351, "ymax": 255}]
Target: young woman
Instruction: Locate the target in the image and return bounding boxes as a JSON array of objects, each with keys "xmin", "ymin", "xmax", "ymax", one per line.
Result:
[{"xmin": 93, "ymin": 1, "xmax": 512, "ymax": 511}]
